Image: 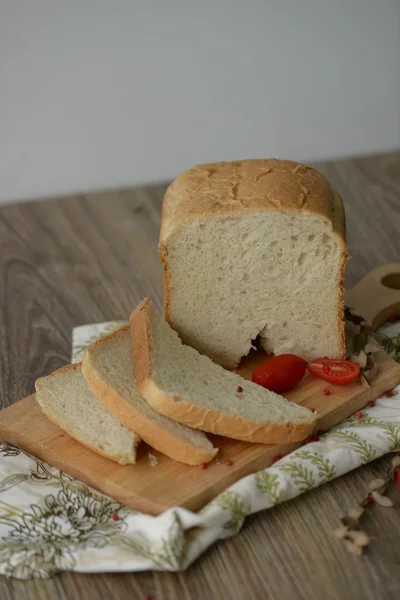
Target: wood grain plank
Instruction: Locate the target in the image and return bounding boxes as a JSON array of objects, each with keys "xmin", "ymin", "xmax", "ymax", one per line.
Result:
[
  {"xmin": 1, "ymin": 350, "xmax": 399, "ymax": 515},
  {"xmin": 0, "ymin": 152, "xmax": 399, "ymax": 599}
]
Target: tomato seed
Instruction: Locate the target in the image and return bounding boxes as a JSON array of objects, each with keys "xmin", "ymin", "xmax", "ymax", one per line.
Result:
[
  {"xmin": 323, "ymin": 365, "xmax": 330, "ymax": 374},
  {"xmin": 310, "ymin": 407, "xmax": 316, "ymax": 413},
  {"xmin": 385, "ymin": 390, "xmax": 394, "ymax": 398},
  {"xmin": 355, "ymin": 411, "xmax": 363, "ymax": 419},
  {"xmin": 367, "ymin": 401, "xmax": 374, "ymax": 407},
  {"xmin": 323, "ymin": 388, "xmax": 330, "ymax": 396},
  {"xmin": 273, "ymin": 455, "xmax": 282, "ymax": 463},
  {"xmin": 112, "ymin": 514, "xmax": 119, "ymax": 521},
  {"xmin": 236, "ymin": 386, "xmax": 243, "ymax": 393},
  {"xmin": 304, "ymin": 437, "xmax": 311, "ymax": 444},
  {"xmin": 225, "ymin": 459, "xmax": 232, "ymax": 467},
  {"xmin": 200, "ymin": 463, "xmax": 207, "ymax": 470}
]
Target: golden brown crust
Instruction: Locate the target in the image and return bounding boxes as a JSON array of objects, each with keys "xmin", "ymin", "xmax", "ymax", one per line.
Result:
[
  {"xmin": 332, "ymin": 190, "xmax": 347, "ymax": 358},
  {"xmin": 83, "ymin": 315, "xmax": 217, "ymax": 465},
  {"xmin": 35, "ymin": 364, "xmax": 138, "ymax": 465},
  {"xmin": 160, "ymin": 159, "xmax": 345, "ymax": 242},
  {"xmin": 159, "ymin": 159, "xmax": 348, "ymax": 340},
  {"xmin": 130, "ymin": 299, "xmax": 316, "ymax": 444},
  {"xmin": 36, "ymin": 362, "xmax": 81, "ymax": 380}
]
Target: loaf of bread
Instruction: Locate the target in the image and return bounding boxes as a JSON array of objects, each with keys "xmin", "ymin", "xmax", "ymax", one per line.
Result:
[
  {"xmin": 159, "ymin": 159, "xmax": 347, "ymax": 369},
  {"xmin": 130, "ymin": 299, "xmax": 317, "ymax": 444},
  {"xmin": 35, "ymin": 364, "xmax": 140, "ymax": 464},
  {"xmin": 82, "ymin": 325, "xmax": 217, "ymax": 465}
]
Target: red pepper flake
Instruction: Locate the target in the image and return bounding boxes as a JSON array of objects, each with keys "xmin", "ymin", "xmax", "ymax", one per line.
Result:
[
  {"xmin": 304, "ymin": 437, "xmax": 311, "ymax": 444},
  {"xmin": 200, "ymin": 462, "xmax": 207, "ymax": 470},
  {"xmin": 225, "ymin": 459, "xmax": 232, "ymax": 467},
  {"xmin": 311, "ymin": 434, "xmax": 319, "ymax": 442},
  {"xmin": 310, "ymin": 407, "xmax": 316, "ymax": 413},
  {"xmin": 355, "ymin": 411, "xmax": 363, "ymax": 419},
  {"xmin": 387, "ymin": 315, "xmax": 397, "ymax": 323},
  {"xmin": 236, "ymin": 385, "xmax": 243, "ymax": 393},
  {"xmin": 367, "ymin": 400, "xmax": 374, "ymax": 407},
  {"xmin": 323, "ymin": 388, "xmax": 330, "ymax": 396},
  {"xmin": 273, "ymin": 455, "xmax": 282, "ymax": 463},
  {"xmin": 323, "ymin": 365, "xmax": 330, "ymax": 374},
  {"xmin": 385, "ymin": 390, "xmax": 394, "ymax": 398},
  {"xmin": 112, "ymin": 514, "xmax": 119, "ymax": 521}
]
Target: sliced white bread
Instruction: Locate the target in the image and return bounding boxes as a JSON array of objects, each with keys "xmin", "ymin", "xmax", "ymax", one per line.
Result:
[
  {"xmin": 35, "ymin": 363, "xmax": 139, "ymax": 465},
  {"xmin": 160, "ymin": 159, "xmax": 347, "ymax": 368},
  {"xmin": 81, "ymin": 325, "xmax": 217, "ymax": 465},
  {"xmin": 130, "ymin": 299, "xmax": 317, "ymax": 444}
]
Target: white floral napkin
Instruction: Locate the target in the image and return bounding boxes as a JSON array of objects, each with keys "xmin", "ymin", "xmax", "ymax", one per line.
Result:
[{"xmin": 0, "ymin": 321, "xmax": 399, "ymax": 579}]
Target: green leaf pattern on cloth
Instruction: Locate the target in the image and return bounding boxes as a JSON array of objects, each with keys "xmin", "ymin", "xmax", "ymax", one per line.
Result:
[
  {"xmin": 324, "ymin": 430, "xmax": 377, "ymax": 463},
  {"xmin": 215, "ymin": 491, "xmax": 252, "ymax": 533},
  {"xmin": 254, "ymin": 471, "xmax": 282, "ymax": 503},
  {"xmin": 0, "ymin": 320, "xmax": 398, "ymax": 578}
]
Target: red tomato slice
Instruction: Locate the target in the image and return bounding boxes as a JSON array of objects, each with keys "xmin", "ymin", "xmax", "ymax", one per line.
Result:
[
  {"xmin": 252, "ymin": 354, "xmax": 308, "ymax": 393},
  {"xmin": 307, "ymin": 358, "xmax": 360, "ymax": 385}
]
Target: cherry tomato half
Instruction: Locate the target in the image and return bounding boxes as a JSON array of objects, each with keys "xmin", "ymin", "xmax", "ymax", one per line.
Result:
[
  {"xmin": 252, "ymin": 354, "xmax": 308, "ymax": 393},
  {"xmin": 307, "ymin": 358, "xmax": 360, "ymax": 385}
]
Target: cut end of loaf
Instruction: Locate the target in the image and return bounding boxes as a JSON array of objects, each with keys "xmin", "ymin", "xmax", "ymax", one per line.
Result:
[
  {"xmin": 163, "ymin": 210, "xmax": 346, "ymax": 369},
  {"xmin": 160, "ymin": 159, "xmax": 347, "ymax": 369}
]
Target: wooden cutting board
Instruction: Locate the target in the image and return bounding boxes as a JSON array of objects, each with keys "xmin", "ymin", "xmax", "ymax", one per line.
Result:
[{"xmin": 0, "ymin": 265, "xmax": 399, "ymax": 515}]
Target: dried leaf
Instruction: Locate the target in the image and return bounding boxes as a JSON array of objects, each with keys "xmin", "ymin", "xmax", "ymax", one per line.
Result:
[
  {"xmin": 342, "ymin": 516, "xmax": 360, "ymax": 529},
  {"xmin": 363, "ymin": 360, "xmax": 379, "ymax": 383},
  {"xmin": 334, "ymin": 525, "xmax": 350, "ymax": 539},
  {"xmin": 348, "ymin": 506, "xmax": 365, "ymax": 521},
  {"xmin": 360, "ymin": 324, "xmax": 371, "ymax": 336},
  {"xmin": 357, "ymin": 350, "xmax": 368, "ymax": 368},
  {"xmin": 344, "ymin": 540, "xmax": 363, "ymax": 556},
  {"xmin": 368, "ymin": 478, "xmax": 386, "ymax": 491},
  {"xmin": 371, "ymin": 491, "xmax": 394, "ymax": 507},
  {"xmin": 391, "ymin": 456, "xmax": 400, "ymax": 468},
  {"xmin": 346, "ymin": 529, "xmax": 371, "ymax": 546},
  {"xmin": 364, "ymin": 342, "xmax": 383, "ymax": 354},
  {"xmin": 353, "ymin": 333, "xmax": 368, "ymax": 354},
  {"xmin": 345, "ymin": 308, "xmax": 365, "ymax": 326},
  {"xmin": 360, "ymin": 375, "xmax": 371, "ymax": 389}
]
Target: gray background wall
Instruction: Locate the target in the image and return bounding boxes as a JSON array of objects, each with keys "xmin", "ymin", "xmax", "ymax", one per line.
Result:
[{"xmin": 1, "ymin": 0, "xmax": 399, "ymax": 204}]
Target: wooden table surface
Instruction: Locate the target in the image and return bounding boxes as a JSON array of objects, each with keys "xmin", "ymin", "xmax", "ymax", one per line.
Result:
[{"xmin": 1, "ymin": 152, "xmax": 400, "ymax": 600}]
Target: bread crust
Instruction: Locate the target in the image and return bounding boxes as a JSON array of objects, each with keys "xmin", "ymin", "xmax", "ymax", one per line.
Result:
[
  {"xmin": 130, "ymin": 299, "xmax": 316, "ymax": 444},
  {"xmin": 332, "ymin": 190, "xmax": 347, "ymax": 358},
  {"xmin": 35, "ymin": 364, "xmax": 139, "ymax": 465},
  {"xmin": 82, "ymin": 323, "xmax": 217, "ymax": 465},
  {"xmin": 159, "ymin": 159, "xmax": 347, "ymax": 360}
]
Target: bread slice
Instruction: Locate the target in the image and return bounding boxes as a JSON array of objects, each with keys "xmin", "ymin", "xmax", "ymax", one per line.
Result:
[
  {"xmin": 81, "ymin": 325, "xmax": 217, "ymax": 465},
  {"xmin": 35, "ymin": 364, "xmax": 139, "ymax": 465},
  {"xmin": 159, "ymin": 159, "xmax": 347, "ymax": 368},
  {"xmin": 130, "ymin": 299, "xmax": 317, "ymax": 444}
]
